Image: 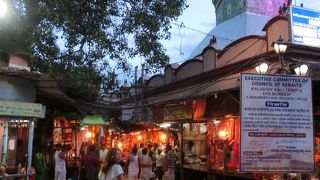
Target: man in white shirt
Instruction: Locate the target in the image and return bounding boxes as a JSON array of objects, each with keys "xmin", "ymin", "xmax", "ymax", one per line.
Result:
[
  {"xmin": 137, "ymin": 143, "xmax": 144, "ymax": 159},
  {"xmin": 99, "ymin": 146, "xmax": 109, "ymax": 163},
  {"xmin": 54, "ymin": 144, "xmax": 66, "ymax": 180},
  {"xmin": 140, "ymin": 148, "xmax": 153, "ymax": 180},
  {"xmin": 155, "ymin": 148, "xmax": 164, "ymax": 180}
]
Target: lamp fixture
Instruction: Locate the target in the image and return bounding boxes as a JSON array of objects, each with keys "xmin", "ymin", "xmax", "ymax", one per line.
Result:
[
  {"xmin": 213, "ymin": 120, "xmax": 220, "ymax": 125},
  {"xmin": 161, "ymin": 134, "xmax": 167, "ymax": 141},
  {"xmin": 255, "ymin": 62, "xmax": 269, "ymax": 74},
  {"xmin": 294, "ymin": 64, "xmax": 308, "ymax": 76},
  {"xmin": 273, "ymin": 39, "xmax": 287, "ymax": 55},
  {"xmin": 273, "ymin": 36, "xmax": 288, "ymax": 74},
  {"xmin": 137, "ymin": 135, "xmax": 142, "ymax": 141},
  {"xmin": 159, "ymin": 123, "xmax": 171, "ymax": 128},
  {"xmin": 85, "ymin": 131, "xmax": 92, "ymax": 138},
  {"xmin": 117, "ymin": 142, "xmax": 123, "ymax": 148},
  {"xmin": 218, "ymin": 130, "xmax": 228, "ymax": 139}
]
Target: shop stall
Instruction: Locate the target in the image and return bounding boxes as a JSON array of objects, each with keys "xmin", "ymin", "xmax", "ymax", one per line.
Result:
[
  {"xmin": 181, "ymin": 121, "xmax": 208, "ymax": 180},
  {"xmin": 161, "ymin": 98, "xmax": 252, "ymax": 179},
  {"xmin": 207, "ymin": 117, "xmax": 316, "ymax": 180},
  {"xmin": 151, "ymin": 93, "xmax": 320, "ymax": 180},
  {"xmin": 0, "ymin": 101, "xmax": 44, "ymax": 179},
  {"xmin": 115, "ymin": 128, "xmax": 171, "ymax": 160},
  {"xmin": 80, "ymin": 115, "xmax": 106, "ymax": 146},
  {"xmin": 53, "ymin": 117, "xmax": 80, "ymax": 153},
  {"xmin": 182, "ymin": 122, "xmax": 208, "ymax": 172},
  {"xmin": 53, "ymin": 117, "xmax": 80, "ymax": 179},
  {"xmin": 179, "ymin": 116, "xmax": 254, "ymax": 180},
  {"xmin": 208, "ymin": 117, "xmax": 239, "ymax": 172}
]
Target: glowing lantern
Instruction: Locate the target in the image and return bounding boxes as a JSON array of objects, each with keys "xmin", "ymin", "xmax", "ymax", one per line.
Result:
[
  {"xmin": 118, "ymin": 142, "xmax": 123, "ymax": 148},
  {"xmin": 137, "ymin": 135, "xmax": 142, "ymax": 141},
  {"xmin": 86, "ymin": 131, "xmax": 92, "ymax": 138},
  {"xmin": 161, "ymin": 134, "xmax": 167, "ymax": 141},
  {"xmin": 218, "ymin": 130, "xmax": 227, "ymax": 139}
]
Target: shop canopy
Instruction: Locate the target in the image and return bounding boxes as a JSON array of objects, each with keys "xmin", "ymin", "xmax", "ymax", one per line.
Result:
[
  {"xmin": 81, "ymin": 116, "xmax": 159, "ymax": 133},
  {"xmin": 81, "ymin": 115, "xmax": 105, "ymax": 125},
  {"xmin": 109, "ymin": 120, "xmax": 158, "ymax": 133}
]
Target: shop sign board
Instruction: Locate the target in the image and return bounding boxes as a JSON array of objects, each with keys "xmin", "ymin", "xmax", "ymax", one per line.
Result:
[
  {"xmin": 240, "ymin": 73, "xmax": 314, "ymax": 172},
  {"xmin": 290, "ymin": 6, "xmax": 320, "ymax": 47},
  {"xmin": 164, "ymin": 101, "xmax": 193, "ymax": 122},
  {"xmin": 0, "ymin": 100, "xmax": 42, "ymax": 117}
]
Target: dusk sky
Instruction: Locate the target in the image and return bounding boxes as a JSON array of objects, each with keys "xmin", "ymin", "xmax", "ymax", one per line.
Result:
[
  {"xmin": 161, "ymin": 0, "xmax": 215, "ymax": 64},
  {"xmin": 116, "ymin": 0, "xmax": 320, "ymax": 83},
  {"xmin": 163, "ymin": 0, "xmax": 320, "ymax": 65}
]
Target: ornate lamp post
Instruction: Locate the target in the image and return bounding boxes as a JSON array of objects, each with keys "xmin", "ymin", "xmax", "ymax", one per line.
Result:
[
  {"xmin": 255, "ymin": 37, "xmax": 309, "ymax": 76},
  {"xmin": 273, "ymin": 37, "xmax": 288, "ymax": 74}
]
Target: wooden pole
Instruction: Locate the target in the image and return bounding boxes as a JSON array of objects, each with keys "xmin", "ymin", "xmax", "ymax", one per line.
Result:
[{"xmin": 26, "ymin": 120, "xmax": 35, "ymax": 180}]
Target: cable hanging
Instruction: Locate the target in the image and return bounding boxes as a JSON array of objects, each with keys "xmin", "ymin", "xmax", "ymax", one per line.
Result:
[
  {"xmin": 171, "ymin": 22, "xmax": 235, "ymax": 42},
  {"xmin": 90, "ymin": 38, "xmax": 266, "ymax": 110}
]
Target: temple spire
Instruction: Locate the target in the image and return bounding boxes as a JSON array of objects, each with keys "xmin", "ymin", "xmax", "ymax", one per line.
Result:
[{"xmin": 213, "ymin": 0, "xmax": 290, "ymax": 25}]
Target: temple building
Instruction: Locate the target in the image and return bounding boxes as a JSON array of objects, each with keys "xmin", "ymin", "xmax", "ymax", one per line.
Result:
[{"xmin": 189, "ymin": 0, "xmax": 289, "ymax": 57}]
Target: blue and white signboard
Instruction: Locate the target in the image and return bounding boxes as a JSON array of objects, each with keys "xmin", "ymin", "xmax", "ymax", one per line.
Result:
[{"xmin": 290, "ymin": 6, "xmax": 320, "ymax": 47}]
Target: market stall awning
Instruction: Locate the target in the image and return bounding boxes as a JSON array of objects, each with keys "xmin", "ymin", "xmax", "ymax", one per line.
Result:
[
  {"xmin": 81, "ymin": 115, "xmax": 105, "ymax": 125},
  {"xmin": 110, "ymin": 120, "xmax": 158, "ymax": 133}
]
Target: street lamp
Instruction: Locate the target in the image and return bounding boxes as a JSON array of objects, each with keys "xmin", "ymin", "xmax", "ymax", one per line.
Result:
[
  {"xmin": 294, "ymin": 64, "xmax": 308, "ymax": 76},
  {"xmin": 0, "ymin": 0, "xmax": 7, "ymax": 17},
  {"xmin": 272, "ymin": 37, "xmax": 309, "ymax": 76},
  {"xmin": 273, "ymin": 37, "xmax": 288, "ymax": 74},
  {"xmin": 159, "ymin": 122, "xmax": 171, "ymax": 128},
  {"xmin": 255, "ymin": 62, "xmax": 269, "ymax": 74}
]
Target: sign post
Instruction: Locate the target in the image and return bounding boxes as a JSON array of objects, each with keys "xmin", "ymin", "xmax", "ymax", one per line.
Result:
[
  {"xmin": 0, "ymin": 101, "xmax": 42, "ymax": 117},
  {"xmin": 240, "ymin": 73, "xmax": 314, "ymax": 173},
  {"xmin": 291, "ymin": 6, "xmax": 320, "ymax": 47}
]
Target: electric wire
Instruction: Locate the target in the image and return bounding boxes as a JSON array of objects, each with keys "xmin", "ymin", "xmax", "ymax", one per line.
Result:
[
  {"xmin": 84, "ymin": 37, "xmax": 269, "ymax": 110},
  {"xmin": 143, "ymin": 38, "xmax": 266, "ymax": 103},
  {"xmin": 171, "ymin": 22, "xmax": 234, "ymax": 42},
  {"xmin": 162, "ymin": 38, "xmax": 265, "ymax": 99},
  {"xmin": 98, "ymin": 48, "xmax": 260, "ymax": 108}
]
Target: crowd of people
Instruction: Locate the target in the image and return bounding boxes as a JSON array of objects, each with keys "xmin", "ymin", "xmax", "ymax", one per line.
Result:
[{"xmin": 53, "ymin": 142, "xmax": 179, "ymax": 180}]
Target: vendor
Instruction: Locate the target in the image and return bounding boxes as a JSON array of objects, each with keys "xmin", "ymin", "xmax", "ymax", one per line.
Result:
[{"xmin": 185, "ymin": 141, "xmax": 196, "ymax": 157}]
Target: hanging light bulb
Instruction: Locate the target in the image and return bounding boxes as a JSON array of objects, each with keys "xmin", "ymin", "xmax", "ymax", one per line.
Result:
[
  {"xmin": 137, "ymin": 135, "xmax": 142, "ymax": 141},
  {"xmin": 118, "ymin": 142, "xmax": 123, "ymax": 148},
  {"xmin": 218, "ymin": 130, "xmax": 227, "ymax": 139},
  {"xmin": 85, "ymin": 131, "xmax": 92, "ymax": 138},
  {"xmin": 161, "ymin": 134, "xmax": 167, "ymax": 141}
]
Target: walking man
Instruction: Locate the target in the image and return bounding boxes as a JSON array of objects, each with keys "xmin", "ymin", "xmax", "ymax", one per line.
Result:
[{"xmin": 164, "ymin": 144, "xmax": 176, "ymax": 180}]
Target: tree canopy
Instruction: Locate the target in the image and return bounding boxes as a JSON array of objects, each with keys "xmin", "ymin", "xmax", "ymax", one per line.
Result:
[{"xmin": 0, "ymin": 0, "xmax": 187, "ymax": 100}]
